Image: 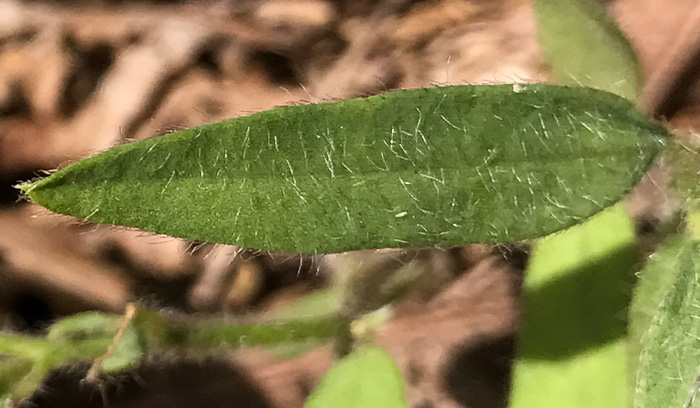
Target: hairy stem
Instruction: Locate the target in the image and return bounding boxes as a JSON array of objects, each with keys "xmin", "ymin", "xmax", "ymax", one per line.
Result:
[{"xmin": 0, "ymin": 332, "xmax": 53, "ymax": 360}]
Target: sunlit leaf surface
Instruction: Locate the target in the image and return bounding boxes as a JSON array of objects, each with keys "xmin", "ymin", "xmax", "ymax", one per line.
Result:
[
  {"xmin": 510, "ymin": 205, "xmax": 638, "ymax": 408},
  {"xmin": 304, "ymin": 346, "xmax": 406, "ymax": 408}
]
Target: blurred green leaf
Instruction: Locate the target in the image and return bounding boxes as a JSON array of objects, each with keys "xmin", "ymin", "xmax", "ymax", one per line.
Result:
[
  {"xmin": 628, "ymin": 237, "xmax": 681, "ymax": 391},
  {"xmin": 100, "ymin": 323, "xmax": 142, "ymax": 373},
  {"xmin": 0, "ymin": 357, "xmax": 33, "ymax": 402},
  {"xmin": 510, "ymin": 204, "xmax": 639, "ymax": 407},
  {"xmin": 533, "ymin": 0, "xmax": 641, "ymax": 101},
  {"xmin": 22, "ymin": 85, "xmax": 666, "ymax": 253},
  {"xmin": 257, "ymin": 289, "xmax": 345, "ymax": 359},
  {"xmin": 47, "ymin": 311, "xmax": 118, "ymax": 342},
  {"xmin": 689, "ymin": 207, "xmax": 700, "ymax": 240},
  {"xmin": 666, "ymin": 132, "xmax": 700, "ymax": 200},
  {"xmin": 631, "ymin": 234, "xmax": 700, "ymax": 408},
  {"xmin": 168, "ymin": 314, "xmax": 344, "ymax": 352},
  {"xmin": 265, "ymin": 288, "xmax": 342, "ymax": 321},
  {"xmin": 47, "ymin": 311, "xmax": 143, "ymax": 373},
  {"xmin": 663, "ymin": 130, "xmax": 700, "ymax": 242},
  {"xmin": 304, "ymin": 346, "xmax": 406, "ymax": 408},
  {"xmin": 0, "ymin": 332, "xmax": 52, "ymax": 361}
]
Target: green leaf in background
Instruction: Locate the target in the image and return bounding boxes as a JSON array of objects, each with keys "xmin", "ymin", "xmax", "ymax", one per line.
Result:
[
  {"xmin": 533, "ymin": 0, "xmax": 641, "ymax": 101},
  {"xmin": 689, "ymin": 207, "xmax": 700, "ymax": 240},
  {"xmin": 0, "ymin": 358, "xmax": 33, "ymax": 401},
  {"xmin": 509, "ymin": 204, "xmax": 639, "ymax": 408},
  {"xmin": 628, "ymin": 236, "xmax": 681, "ymax": 395},
  {"xmin": 663, "ymin": 130, "xmax": 700, "ymax": 242},
  {"xmin": 100, "ymin": 323, "xmax": 142, "ymax": 373},
  {"xmin": 47, "ymin": 311, "xmax": 143, "ymax": 373},
  {"xmin": 22, "ymin": 85, "xmax": 666, "ymax": 253},
  {"xmin": 304, "ymin": 346, "xmax": 406, "ymax": 408},
  {"xmin": 47, "ymin": 311, "xmax": 119, "ymax": 342},
  {"xmin": 265, "ymin": 288, "xmax": 342, "ymax": 321},
  {"xmin": 666, "ymin": 132, "xmax": 700, "ymax": 200},
  {"xmin": 630, "ymin": 234, "xmax": 700, "ymax": 408},
  {"xmin": 260, "ymin": 289, "xmax": 345, "ymax": 359}
]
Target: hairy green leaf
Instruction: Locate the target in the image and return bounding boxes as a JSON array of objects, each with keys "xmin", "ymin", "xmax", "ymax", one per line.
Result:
[
  {"xmin": 47, "ymin": 312, "xmax": 143, "ymax": 373},
  {"xmin": 2, "ymin": 363, "xmax": 45, "ymax": 402},
  {"xmin": 304, "ymin": 346, "xmax": 405, "ymax": 408},
  {"xmin": 660, "ymin": 106, "xmax": 700, "ymax": 244},
  {"xmin": 631, "ymin": 234, "xmax": 700, "ymax": 408},
  {"xmin": 666, "ymin": 132, "xmax": 700, "ymax": 201},
  {"xmin": 510, "ymin": 204, "xmax": 639, "ymax": 408},
  {"xmin": 534, "ymin": 0, "xmax": 641, "ymax": 101},
  {"xmin": 22, "ymin": 85, "xmax": 666, "ymax": 253}
]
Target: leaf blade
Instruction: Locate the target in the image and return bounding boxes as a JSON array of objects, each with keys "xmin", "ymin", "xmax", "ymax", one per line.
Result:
[{"xmin": 22, "ymin": 85, "xmax": 667, "ymax": 253}]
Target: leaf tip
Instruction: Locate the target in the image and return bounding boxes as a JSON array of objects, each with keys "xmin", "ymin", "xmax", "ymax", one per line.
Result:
[{"xmin": 14, "ymin": 180, "xmax": 42, "ymax": 203}]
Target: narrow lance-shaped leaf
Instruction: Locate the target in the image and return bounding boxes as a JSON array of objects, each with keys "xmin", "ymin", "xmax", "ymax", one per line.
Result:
[
  {"xmin": 533, "ymin": 0, "xmax": 641, "ymax": 101},
  {"xmin": 630, "ymin": 234, "xmax": 700, "ymax": 408},
  {"xmin": 21, "ymin": 85, "xmax": 667, "ymax": 253}
]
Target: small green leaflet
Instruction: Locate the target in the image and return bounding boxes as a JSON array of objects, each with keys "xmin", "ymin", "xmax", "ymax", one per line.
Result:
[
  {"xmin": 21, "ymin": 85, "xmax": 667, "ymax": 253},
  {"xmin": 304, "ymin": 346, "xmax": 406, "ymax": 408},
  {"xmin": 533, "ymin": 0, "xmax": 641, "ymax": 101}
]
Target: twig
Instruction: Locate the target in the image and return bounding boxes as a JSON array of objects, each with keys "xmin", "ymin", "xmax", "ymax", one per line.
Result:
[{"xmin": 85, "ymin": 303, "xmax": 138, "ymax": 382}]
